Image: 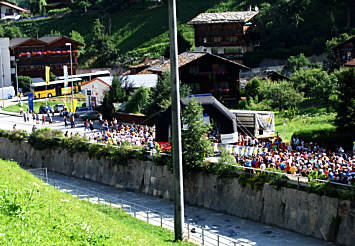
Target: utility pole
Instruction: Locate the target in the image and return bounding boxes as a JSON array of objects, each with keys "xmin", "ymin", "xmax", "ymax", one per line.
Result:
[
  {"xmin": 168, "ymin": 0, "xmax": 184, "ymax": 241},
  {"xmin": 66, "ymin": 43, "xmax": 74, "ymax": 111},
  {"xmin": 15, "ymin": 59, "xmax": 19, "ymax": 103},
  {"xmin": 0, "ymin": 48, "xmax": 4, "ymax": 108}
]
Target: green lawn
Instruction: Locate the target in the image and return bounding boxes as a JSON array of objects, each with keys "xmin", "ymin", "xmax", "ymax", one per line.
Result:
[
  {"xmin": 3, "ymin": 96, "xmax": 86, "ymax": 113},
  {"xmin": 0, "ymin": 159, "xmax": 194, "ymax": 245}
]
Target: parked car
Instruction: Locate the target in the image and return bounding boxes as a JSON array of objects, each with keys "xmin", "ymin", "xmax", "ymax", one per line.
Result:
[
  {"xmin": 39, "ymin": 105, "xmax": 52, "ymax": 114},
  {"xmin": 54, "ymin": 104, "xmax": 65, "ymax": 113},
  {"xmin": 74, "ymin": 106, "xmax": 93, "ymax": 118},
  {"xmin": 79, "ymin": 111, "xmax": 101, "ymax": 121}
]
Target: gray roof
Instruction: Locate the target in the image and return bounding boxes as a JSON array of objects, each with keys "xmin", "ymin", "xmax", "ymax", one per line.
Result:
[
  {"xmin": 9, "ymin": 38, "xmax": 31, "ymax": 47},
  {"xmin": 119, "ymin": 74, "xmax": 158, "ymax": 88},
  {"xmin": 38, "ymin": 36, "xmax": 61, "ymax": 43},
  {"xmin": 188, "ymin": 11, "xmax": 258, "ymax": 25},
  {"xmin": 148, "ymin": 52, "xmax": 249, "ymax": 73}
]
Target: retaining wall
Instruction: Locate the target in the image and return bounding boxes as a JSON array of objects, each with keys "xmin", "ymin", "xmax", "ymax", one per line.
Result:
[{"xmin": 0, "ymin": 137, "xmax": 353, "ymax": 245}]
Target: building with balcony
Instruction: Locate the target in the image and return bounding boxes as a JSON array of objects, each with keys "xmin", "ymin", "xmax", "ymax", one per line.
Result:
[
  {"xmin": 188, "ymin": 10, "xmax": 259, "ymax": 60},
  {"xmin": 145, "ymin": 51, "xmax": 249, "ymax": 107},
  {"xmin": 332, "ymin": 36, "xmax": 354, "ymax": 66},
  {"xmin": 10, "ymin": 36, "xmax": 83, "ymax": 79},
  {"xmin": 0, "ymin": 1, "xmax": 30, "ymax": 20}
]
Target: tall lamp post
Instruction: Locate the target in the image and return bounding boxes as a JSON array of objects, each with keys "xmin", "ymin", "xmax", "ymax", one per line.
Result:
[
  {"xmin": 65, "ymin": 42, "xmax": 74, "ymax": 108},
  {"xmin": 15, "ymin": 59, "xmax": 19, "ymax": 103},
  {"xmin": 0, "ymin": 47, "xmax": 4, "ymax": 108}
]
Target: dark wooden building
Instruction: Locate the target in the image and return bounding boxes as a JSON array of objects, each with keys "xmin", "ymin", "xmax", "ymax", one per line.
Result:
[
  {"xmin": 148, "ymin": 52, "xmax": 249, "ymax": 107},
  {"xmin": 332, "ymin": 36, "xmax": 354, "ymax": 65},
  {"xmin": 10, "ymin": 36, "xmax": 83, "ymax": 78},
  {"xmin": 188, "ymin": 10, "xmax": 258, "ymax": 60}
]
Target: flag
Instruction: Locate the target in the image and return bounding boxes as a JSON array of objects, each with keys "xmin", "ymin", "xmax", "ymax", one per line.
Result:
[{"xmin": 45, "ymin": 66, "xmax": 50, "ymax": 85}]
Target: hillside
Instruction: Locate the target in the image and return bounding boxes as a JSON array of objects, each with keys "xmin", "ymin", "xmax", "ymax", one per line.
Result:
[
  {"xmin": 0, "ymin": 159, "xmax": 194, "ymax": 245},
  {"xmin": 3, "ymin": 0, "xmax": 354, "ymax": 67}
]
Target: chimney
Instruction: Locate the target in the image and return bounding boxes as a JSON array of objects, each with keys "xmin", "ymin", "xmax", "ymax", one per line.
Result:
[
  {"xmin": 248, "ymin": 5, "xmax": 251, "ymax": 11},
  {"xmin": 160, "ymin": 56, "xmax": 165, "ymax": 64}
]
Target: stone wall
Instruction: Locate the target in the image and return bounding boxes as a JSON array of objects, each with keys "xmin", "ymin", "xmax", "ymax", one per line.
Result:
[{"xmin": 0, "ymin": 137, "xmax": 353, "ymax": 245}]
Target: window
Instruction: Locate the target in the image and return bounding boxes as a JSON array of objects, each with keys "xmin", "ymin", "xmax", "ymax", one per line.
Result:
[
  {"xmin": 189, "ymin": 65, "xmax": 199, "ymax": 74},
  {"xmin": 211, "ymin": 48, "xmax": 218, "ymax": 54},
  {"xmin": 229, "ymin": 36, "xmax": 237, "ymax": 42},
  {"xmin": 213, "ymin": 36, "xmax": 221, "ymax": 44}
]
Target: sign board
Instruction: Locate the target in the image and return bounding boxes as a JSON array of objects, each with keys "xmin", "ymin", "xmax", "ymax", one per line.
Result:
[
  {"xmin": 220, "ymin": 132, "xmax": 238, "ymax": 144},
  {"xmin": 63, "ymin": 65, "xmax": 68, "ymax": 87},
  {"xmin": 158, "ymin": 142, "xmax": 172, "ymax": 152},
  {"xmin": 27, "ymin": 92, "xmax": 33, "ymax": 112}
]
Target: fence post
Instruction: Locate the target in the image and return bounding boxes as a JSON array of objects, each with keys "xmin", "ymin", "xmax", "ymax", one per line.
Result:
[
  {"xmin": 160, "ymin": 213, "xmax": 163, "ymax": 227},
  {"xmin": 202, "ymin": 228, "xmax": 204, "ymax": 245},
  {"xmin": 53, "ymin": 181, "xmax": 56, "ymax": 188},
  {"xmin": 45, "ymin": 168, "xmax": 48, "ymax": 183},
  {"xmin": 297, "ymin": 176, "xmax": 300, "ymax": 190},
  {"xmin": 187, "ymin": 223, "xmax": 190, "ymax": 239},
  {"xmin": 147, "ymin": 210, "xmax": 149, "ymax": 223},
  {"xmin": 76, "ymin": 189, "xmax": 79, "ymax": 198},
  {"xmin": 217, "ymin": 235, "xmax": 219, "ymax": 246},
  {"xmin": 97, "ymin": 194, "xmax": 100, "ymax": 204},
  {"xmin": 134, "ymin": 204, "xmax": 136, "ymax": 217},
  {"xmin": 234, "ymin": 242, "xmax": 237, "ymax": 246},
  {"xmin": 87, "ymin": 194, "xmax": 89, "ymax": 202}
]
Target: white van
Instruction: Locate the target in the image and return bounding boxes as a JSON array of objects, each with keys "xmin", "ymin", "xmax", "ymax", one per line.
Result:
[{"xmin": 0, "ymin": 86, "xmax": 15, "ymax": 100}]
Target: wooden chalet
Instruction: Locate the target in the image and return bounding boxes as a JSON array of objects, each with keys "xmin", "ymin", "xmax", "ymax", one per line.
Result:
[
  {"xmin": 332, "ymin": 36, "xmax": 354, "ymax": 65},
  {"xmin": 10, "ymin": 36, "xmax": 83, "ymax": 78},
  {"xmin": 188, "ymin": 10, "xmax": 259, "ymax": 60},
  {"xmin": 147, "ymin": 52, "xmax": 249, "ymax": 107}
]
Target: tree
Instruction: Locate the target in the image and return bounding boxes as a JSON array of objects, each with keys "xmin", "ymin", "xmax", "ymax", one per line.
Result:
[
  {"xmin": 69, "ymin": 30, "xmax": 86, "ymax": 58},
  {"xmin": 333, "ymin": 68, "xmax": 355, "ymax": 133},
  {"xmin": 124, "ymin": 87, "xmax": 151, "ymax": 113},
  {"xmin": 282, "ymin": 53, "xmax": 310, "ymax": 75},
  {"xmin": 101, "ymin": 74, "xmax": 126, "ymax": 119},
  {"xmin": 182, "ymin": 99, "xmax": 213, "ymax": 169},
  {"xmin": 17, "ymin": 76, "xmax": 32, "ymax": 93},
  {"xmin": 143, "ymin": 72, "xmax": 191, "ymax": 116},
  {"xmin": 90, "ymin": 18, "xmax": 118, "ymax": 66},
  {"xmin": 163, "ymin": 31, "xmax": 192, "ymax": 58},
  {"xmin": 259, "ymin": 80, "xmax": 303, "ymax": 111},
  {"xmin": 245, "ymin": 78, "xmax": 261, "ymax": 102},
  {"xmin": 0, "ymin": 25, "xmax": 24, "ymax": 39},
  {"xmin": 49, "ymin": 72, "xmax": 56, "ymax": 81},
  {"xmin": 28, "ymin": 0, "xmax": 47, "ymax": 15}
]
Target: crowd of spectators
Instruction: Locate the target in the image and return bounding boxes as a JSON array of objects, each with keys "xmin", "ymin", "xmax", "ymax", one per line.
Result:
[
  {"xmin": 236, "ymin": 134, "xmax": 354, "ymax": 185},
  {"xmin": 76, "ymin": 118, "xmax": 157, "ymax": 149}
]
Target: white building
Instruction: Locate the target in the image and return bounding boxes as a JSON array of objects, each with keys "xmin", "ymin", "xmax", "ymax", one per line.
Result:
[
  {"xmin": 0, "ymin": 38, "xmax": 13, "ymax": 88},
  {"xmin": 81, "ymin": 77, "xmax": 113, "ymax": 108},
  {"xmin": 0, "ymin": 1, "xmax": 30, "ymax": 20},
  {"xmin": 80, "ymin": 74, "xmax": 158, "ymax": 107}
]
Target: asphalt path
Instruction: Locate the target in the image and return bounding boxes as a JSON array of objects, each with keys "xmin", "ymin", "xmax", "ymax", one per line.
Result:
[{"xmin": 28, "ymin": 170, "xmax": 333, "ymax": 246}]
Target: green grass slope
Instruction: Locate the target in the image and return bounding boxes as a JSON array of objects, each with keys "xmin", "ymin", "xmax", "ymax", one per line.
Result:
[{"xmin": 0, "ymin": 159, "xmax": 194, "ymax": 246}]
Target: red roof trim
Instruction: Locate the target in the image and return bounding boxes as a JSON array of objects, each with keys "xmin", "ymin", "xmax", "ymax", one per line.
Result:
[{"xmin": 80, "ymin": 78, "xmax": 111, "ymax": 87}]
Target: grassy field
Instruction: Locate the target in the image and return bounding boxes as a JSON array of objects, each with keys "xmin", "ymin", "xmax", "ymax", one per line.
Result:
[
  {"xmin": 275, "ymin": 112, "xmax": 336, "ymax": 143},
  {"xmin": 2, "ymin": 95, "xmax": 86, "ymax": 113},
  {"xmin": 0, "ymin": 159, "xmax": 195, "ymax": 245},
  {"xmin": 274, "ymin": 99, "xmax": 336, "ymax": 143}
]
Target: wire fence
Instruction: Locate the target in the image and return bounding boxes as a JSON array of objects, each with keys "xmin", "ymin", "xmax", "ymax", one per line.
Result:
[{"xmin": 29, "ymin": 168, "xmax": 246, "ymax": 246}]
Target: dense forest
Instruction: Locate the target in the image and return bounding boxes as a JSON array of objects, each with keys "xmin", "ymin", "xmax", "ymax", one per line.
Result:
[{"xmin": 2, "ymin": 0, "xmax": 354, "ymax": 67}]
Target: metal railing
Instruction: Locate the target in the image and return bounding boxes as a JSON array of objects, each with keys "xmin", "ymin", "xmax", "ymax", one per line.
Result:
[{"xmin": 29, "ymin": 168, "xmax": 244, "ymax": 246}]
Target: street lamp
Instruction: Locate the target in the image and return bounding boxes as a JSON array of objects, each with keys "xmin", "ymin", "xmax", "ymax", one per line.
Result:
[
  {"xmin": 65, "ymin": 42, "xmax": 74, "ymax": 109},
  {"xmin": 0, "ymin": 47, "xmax": 4, "ymax": 108}
]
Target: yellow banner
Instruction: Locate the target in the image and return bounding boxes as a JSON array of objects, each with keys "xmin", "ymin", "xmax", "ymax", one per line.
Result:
[
  {"xmin": 72, "ymin": 98, "xmax": 78, "ymax": 113},
  {"xmin": 45, "ymin": 66, "xmax": 50, "ymax": 85}
]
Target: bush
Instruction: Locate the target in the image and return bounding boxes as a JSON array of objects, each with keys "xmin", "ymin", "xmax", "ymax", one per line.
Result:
[
  {"xmin": 48, "ymin": 8, "xmax": 71, "ymax": 16},
  {"xmin": 292, "ymin": 128, "xmax": 354, "ymax": 151}
]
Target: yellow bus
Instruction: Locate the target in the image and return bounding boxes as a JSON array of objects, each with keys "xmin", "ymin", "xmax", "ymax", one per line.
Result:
[{"xmin": 30, "ymin": 78, "xmax": 82, "ymax": 99}]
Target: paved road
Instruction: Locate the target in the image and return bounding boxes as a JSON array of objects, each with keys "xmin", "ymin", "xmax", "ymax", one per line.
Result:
[
  {"xmin": 29, "ymin": 169, "xmax": 333, "ymax": 246},
  {"xmin": 0, "ymin": 112, "xmax": 99, "ymax": 136}
]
